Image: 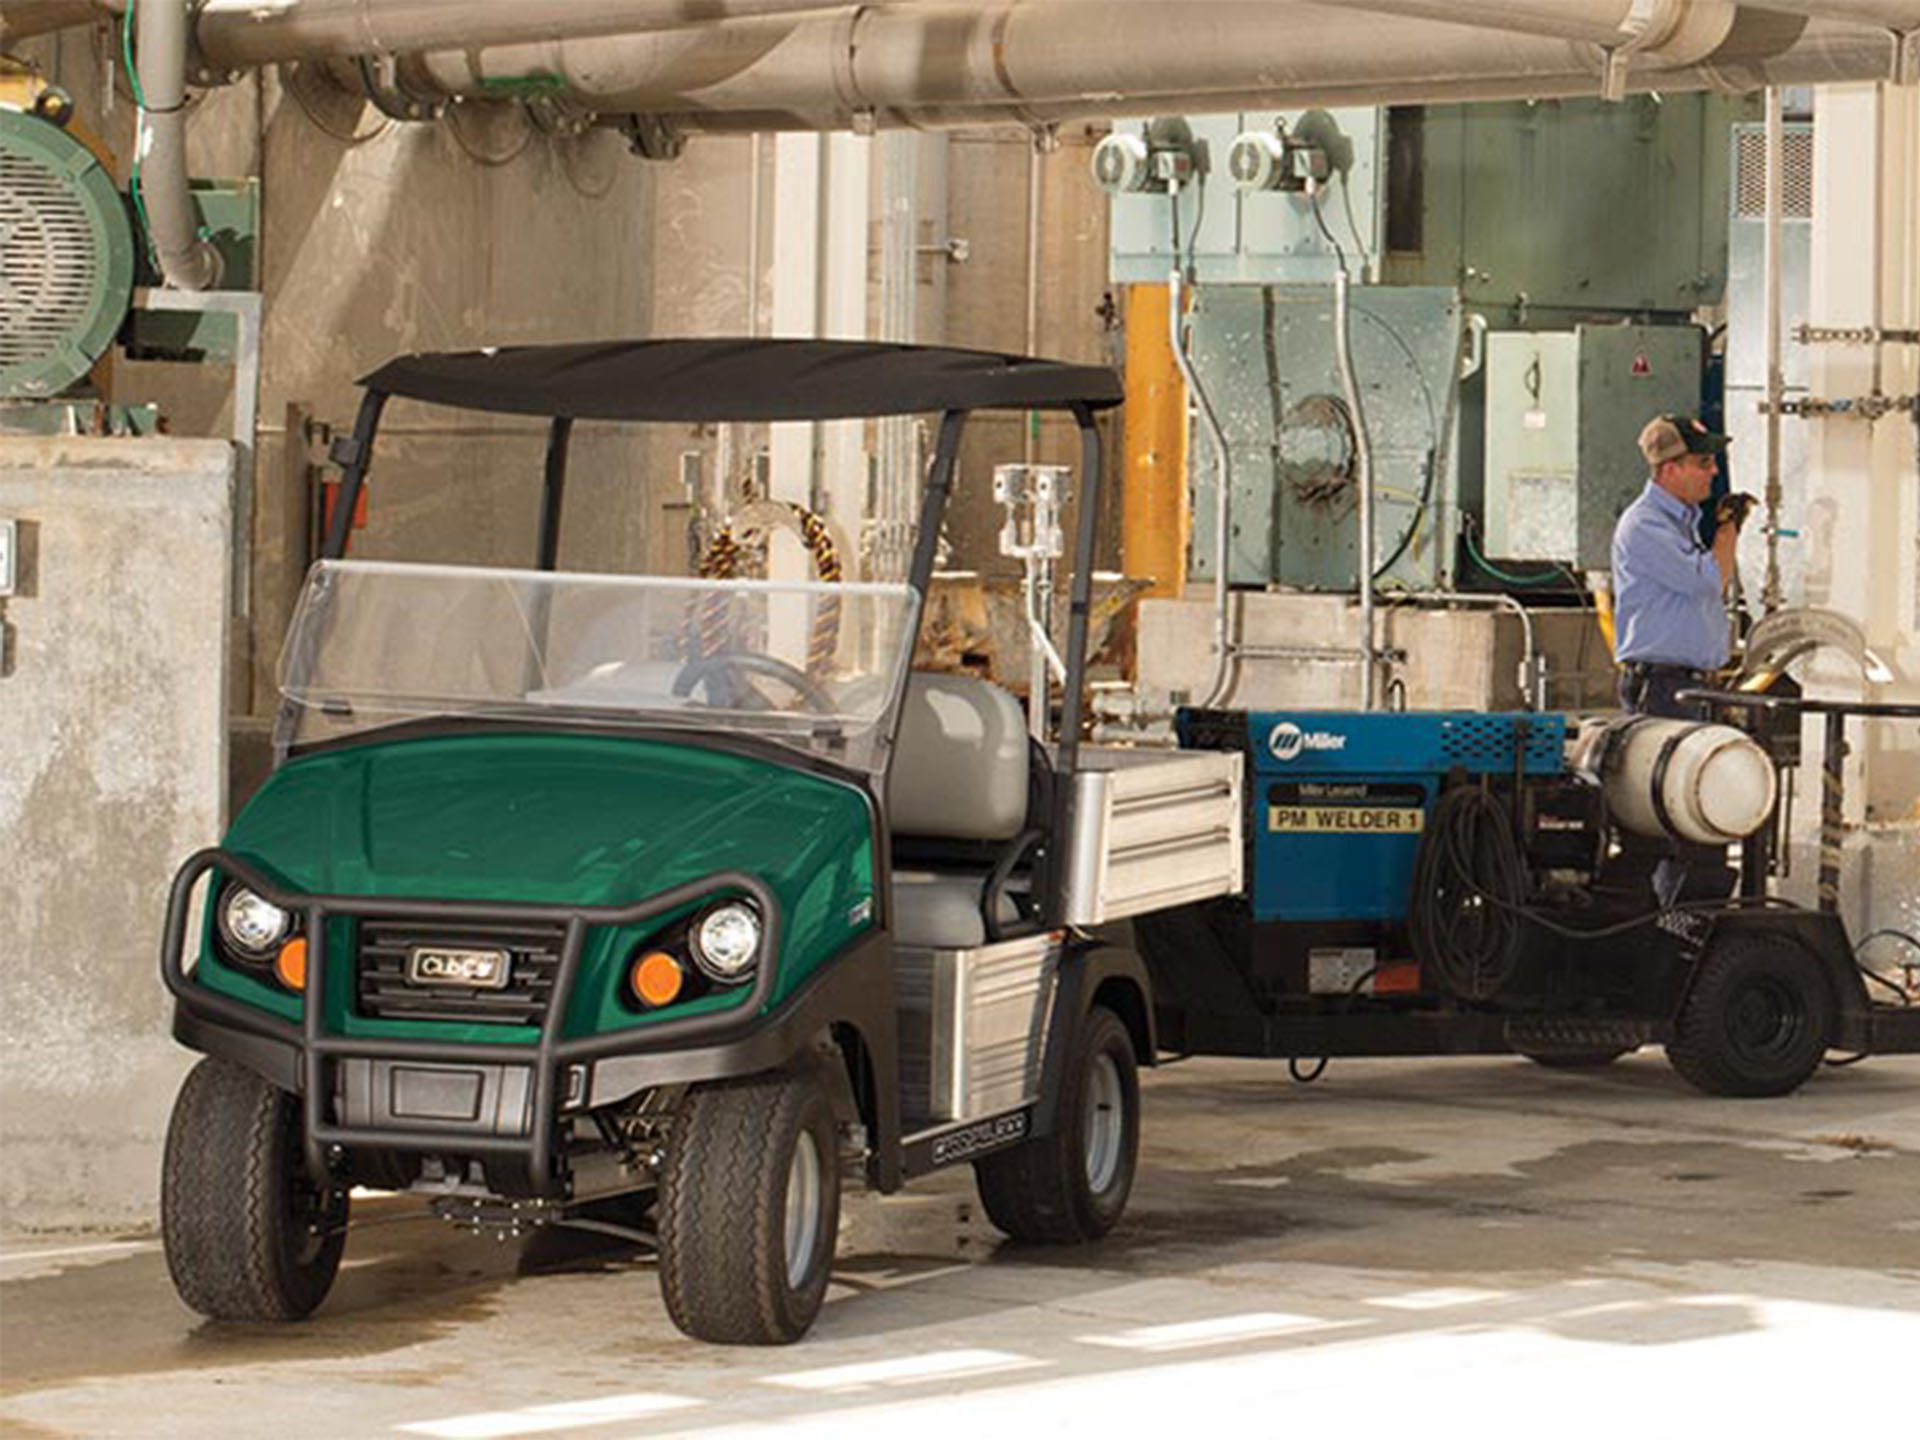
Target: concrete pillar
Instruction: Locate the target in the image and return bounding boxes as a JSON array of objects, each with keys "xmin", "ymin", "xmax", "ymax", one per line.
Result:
[
  {"xmin": 767, "ymin": 132, "xmax": 870, "ymax": 593},
  {"xmin": 0, "ymin": 439, "xmax": 234, "ymax": 1232},
  {"xmin": 1807, "ymin": 83, "xmax": 1920, "ymax": 826}
]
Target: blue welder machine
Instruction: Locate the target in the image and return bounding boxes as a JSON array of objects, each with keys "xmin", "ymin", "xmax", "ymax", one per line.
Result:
[{"xmin": 1126, "ymin": 700, "xmax": 1920, "ymax": 1096}]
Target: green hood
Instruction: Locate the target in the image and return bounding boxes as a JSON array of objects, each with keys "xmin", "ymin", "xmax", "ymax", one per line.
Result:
[
  {"xmin": 228, "ymin": 730, "xmax": 870, "ymax": 907},
  {"xmin": 208, "ymin": 730, "xmax": 877, "ymax": 1039}
]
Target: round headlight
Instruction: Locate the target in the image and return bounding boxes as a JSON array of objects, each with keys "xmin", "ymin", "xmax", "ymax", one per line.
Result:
[
  {"xmin": 691, "ymin": 902, "xmax": 761, "ymax": 981},
  {"xmin": 219, "ymin": 885, "xmax": 291, "ymax": 958}
]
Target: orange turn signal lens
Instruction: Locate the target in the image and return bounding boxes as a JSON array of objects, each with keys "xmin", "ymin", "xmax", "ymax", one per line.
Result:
[
  {"xmin": 275, "ymin": 937, "xmax": 308, "ymax": 991},
  {"xmin": 631, "ymin": 950, "xmax": 685, "ymax": 1008}
]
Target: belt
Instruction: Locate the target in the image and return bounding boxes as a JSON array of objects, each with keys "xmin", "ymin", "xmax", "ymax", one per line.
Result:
[{"xmin": 1622, "ymin": 661, "xmax": 1710, "ymax": 681}]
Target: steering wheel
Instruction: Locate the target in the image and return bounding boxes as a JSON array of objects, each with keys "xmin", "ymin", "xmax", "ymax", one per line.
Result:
[{"xmin": 671, "ymin": 652, "xmax": 838, "ymax": 715}]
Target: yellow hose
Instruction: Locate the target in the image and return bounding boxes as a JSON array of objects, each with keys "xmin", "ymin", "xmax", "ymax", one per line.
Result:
[{"xmin": 694, "ymin": 501, "xmax": 843, "ymax": 676}]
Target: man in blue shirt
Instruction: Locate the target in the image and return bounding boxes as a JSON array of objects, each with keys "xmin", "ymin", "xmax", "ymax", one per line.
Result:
[
  {"xmin": 1611, "ymin": 413, "xmax": 1749, "ymax": 906},
  {"xmin": 1612, "ymin": 414, "xmax": 1741, "ymax": 719}
]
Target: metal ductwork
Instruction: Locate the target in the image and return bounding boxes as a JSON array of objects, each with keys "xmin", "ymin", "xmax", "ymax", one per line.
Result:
[
  {"xmin": 0, "ymin": 1, "xmax": 116, "ymax": 44},
  {"xmin": 136, "ymin": 0, "xmax": 223, "ymax": 290},
  {"xmin": 373, "ymin": 4, "xmax": 1902, "ymax": 136},
  {"xmin": 1745, "ymin": 0, "xmax": 1920, "ymax": 24},
  {"xmin": 184, "ymin": 0, "xmax": 934, "ymax": 72},
  {"xmin": 5, "ymin": 1, "xmax": 1912, "ymax": 143},
  {"xmin": 1320, "ymin": 0, "xmax": 1745, "ymax": 64}
]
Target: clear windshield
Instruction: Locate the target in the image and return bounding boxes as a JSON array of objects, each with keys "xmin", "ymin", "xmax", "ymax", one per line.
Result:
[{"xmin": 278, "ymin": 560, "xmax": 919, "ymax": 773}]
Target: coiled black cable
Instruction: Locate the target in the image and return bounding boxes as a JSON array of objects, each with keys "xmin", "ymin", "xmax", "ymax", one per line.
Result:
[{"xmin": 1409, "ymin": 785, "xmax": 1530, "ymax": 1001}]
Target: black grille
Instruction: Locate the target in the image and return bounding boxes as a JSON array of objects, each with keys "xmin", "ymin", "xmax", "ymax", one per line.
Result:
[
  {"xmin": 1439, "ymin": 717, "xmax": 1562, "ymax": 770},
  {"xmin": 355, "ymin": 918, "xmax": 567, "ymax": 1025}
]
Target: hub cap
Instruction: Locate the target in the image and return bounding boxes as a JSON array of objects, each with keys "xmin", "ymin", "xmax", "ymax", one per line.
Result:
[
  {"xmin": 784, "ymin": 1130, "xmax": 824, "ymax": 1290},
  {"xmin": 1729, "ymin": 977, "xmax": 1805, "ymax": 1062},
  {"xmin": 1083, "ymin": 1052, "xmax": 1124, "ymax": 1195}
]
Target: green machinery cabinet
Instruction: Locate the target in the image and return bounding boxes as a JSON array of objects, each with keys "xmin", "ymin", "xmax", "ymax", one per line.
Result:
[{"xmin": 1483, "ymin": 323, "xmax": 1705, "ymax": 571}]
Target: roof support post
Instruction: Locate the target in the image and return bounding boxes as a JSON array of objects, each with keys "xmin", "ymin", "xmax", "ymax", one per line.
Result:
[
  {"xmin": 1046, "ymin": 405, "xmax": 1105, "ymax": 926},
  {"xmin": 537, "ymin": 416, "xmax": 574, "ymax": 571},
  {"xmin": 321, "ymin": 390, "xmax": 389, "ymax": 560}
]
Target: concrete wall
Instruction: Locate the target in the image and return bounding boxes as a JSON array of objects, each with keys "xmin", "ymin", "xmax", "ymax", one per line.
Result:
[
  {"xmin": 0, "ymin": 439, "xmax": 234, "ymax": 1232},
  {"xmin": 17, "ymin": 41, "xmax": 662, "ymax": 726},
  {"xmin": 1136, "ymin": 593, "xmax": 1615, "ymax": 712}
]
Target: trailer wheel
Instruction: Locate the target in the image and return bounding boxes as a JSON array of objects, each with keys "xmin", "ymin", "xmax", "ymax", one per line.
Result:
[
  {"xmin": 657, "ymin": 1071, "xmax": 840, "ymax": 1344},
  {"xmin": 1666, "ymin": 932, "xmax": 1836, "ymax": 1097},
  {"xmin": 976, "ymin": 1005, "xmax": 1139, "ymax": 1244},
  {"xmin": 161, "ymin": 1057, "xmax": 348, "ymax": 1321}
]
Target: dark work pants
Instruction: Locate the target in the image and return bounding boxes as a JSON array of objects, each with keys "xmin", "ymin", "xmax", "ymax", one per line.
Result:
[{"xmin": 1617, "ymin": 667, "xmax": 1729, "ymax": 909}]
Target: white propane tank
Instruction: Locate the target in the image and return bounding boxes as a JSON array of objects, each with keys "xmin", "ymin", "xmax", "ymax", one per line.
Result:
[{"xmin": 1598, "ymin": 719, "xmax": 1778, "ymax": 845}]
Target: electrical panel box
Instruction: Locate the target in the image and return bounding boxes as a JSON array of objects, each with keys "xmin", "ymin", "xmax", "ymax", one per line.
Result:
[
  {"xmin": 1483, "ymin": 332, "xmax": 1580, "ymax": 563},
  {"xmin": 1483, "ymin": 323, "xmax": 1703, "ymax": 570}
]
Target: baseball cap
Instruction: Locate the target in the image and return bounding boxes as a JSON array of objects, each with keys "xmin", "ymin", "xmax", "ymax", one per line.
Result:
[{"xmin": 1638, "ymin": 413, "xmax": 1730, "ymax": 467}]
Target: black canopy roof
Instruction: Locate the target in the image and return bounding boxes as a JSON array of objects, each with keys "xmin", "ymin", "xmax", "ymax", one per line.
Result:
[{"xmin": 357, "ymin": 338, "xmax": 1124, "ymax": 422}]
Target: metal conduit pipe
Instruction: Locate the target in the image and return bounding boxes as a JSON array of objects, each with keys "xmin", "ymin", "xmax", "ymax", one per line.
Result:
[
  {"xmin": 1382, "ymin": 591, "xmax": 1543, "ymax": 711},
  {"xmin": 1762, "ymin": 86, "xmax": 1787, "ymax": 614},
  {"xmin": 1165, "ymin": 263, "xmax": 1236, "ymax": 711},
  {"xmin": 135, "ymin": 0, "xmax": 224, "ymax": 291},
  {"xmin": 389, "ymin": 7, "xmax": 1890, "ymax": 134},
  {"xmin": 1331, "ymin": 263, "xmax": 1380, "ymax": 711}
]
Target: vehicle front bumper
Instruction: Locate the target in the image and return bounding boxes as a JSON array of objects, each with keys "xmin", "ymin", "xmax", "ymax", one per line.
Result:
[{"xmin": 161, "ymin": 847, "xmax": 786, "ymax": 1195}]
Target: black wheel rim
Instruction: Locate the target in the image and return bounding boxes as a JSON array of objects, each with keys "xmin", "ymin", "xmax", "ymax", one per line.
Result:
[{"xmin": 1726, "ymin": 976, "xmax": 1807, "ymax": 1064}]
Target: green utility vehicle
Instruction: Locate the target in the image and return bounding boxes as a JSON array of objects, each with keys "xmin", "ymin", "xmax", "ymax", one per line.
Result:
[{"xmin": 159, "ymin": 340, "xmax": 1243, "ymax": 1343}]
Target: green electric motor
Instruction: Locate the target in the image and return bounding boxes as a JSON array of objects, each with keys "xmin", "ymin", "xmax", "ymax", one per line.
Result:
[{"xmin": 0, "ymin": 107, "xmax": 137, "ymax": 399}]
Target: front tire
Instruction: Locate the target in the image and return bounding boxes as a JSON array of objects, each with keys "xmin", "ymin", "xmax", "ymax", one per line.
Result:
[
  {"xmin": 976, "ymin": 1005, "xmax": 1140, "ymax": 1244},
  {"xmin": 1666, "ymin": 933, "xmax": 1836, "ymax": 1097},
  {"xmin": 656, "ymin": 1070, "xmax": 840, "ymax": 1345},
  {"xmin": 161, "ymin": 1057, "xmax": 348, "ymax": 1321}
]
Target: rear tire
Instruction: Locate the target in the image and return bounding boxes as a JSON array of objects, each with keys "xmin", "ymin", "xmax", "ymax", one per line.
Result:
[
  {"xmin": 657, "ymin": 1070, "xmax": 840, "ymax": 1345},
  {"xmin": 161, "ymin": 1058, "xmax": 347, "ymax": 1321},
  {"xmin": 976, "ymin": 1005, "xmax": 1139, "ymax": 1244},
  {"xmin": 1666, "ymin": 933, "xmax": 1835, "ymax": 1097}
]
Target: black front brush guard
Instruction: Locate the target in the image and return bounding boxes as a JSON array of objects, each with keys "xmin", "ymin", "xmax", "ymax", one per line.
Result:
[{"xmin": 161, "ymin": 848, "xmax": 782, "ymax": 1195}]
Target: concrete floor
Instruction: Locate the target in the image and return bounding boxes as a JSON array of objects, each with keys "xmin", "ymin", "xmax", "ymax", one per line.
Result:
[{"xmin": 4, "ymin": 1052, "xmax": 1918, "ymax": 1439}]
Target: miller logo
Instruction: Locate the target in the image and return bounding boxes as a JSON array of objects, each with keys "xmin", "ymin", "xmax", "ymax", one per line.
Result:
[{"xmin": 1268, "ymin": 721, "xmax": 1348, "ymax": 762}]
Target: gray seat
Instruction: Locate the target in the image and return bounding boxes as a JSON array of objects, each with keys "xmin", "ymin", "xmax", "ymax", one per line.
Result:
[
  {"xmin": 886, "ymin": 672, "xmax": 1032, "ymax": 949},
  {"xmin": 890, "ymin": 871, "xmax": 1022, "ymax": 950}
]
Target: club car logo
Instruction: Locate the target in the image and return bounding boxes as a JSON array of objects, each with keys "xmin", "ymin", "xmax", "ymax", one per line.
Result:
[
  {"xmin": 406, "ymin": 946, "xmax": 510, "ymax": 989},
  {"xmin": 1268, "ymin": 721, "xmax": 1348, "ymax": 763}
]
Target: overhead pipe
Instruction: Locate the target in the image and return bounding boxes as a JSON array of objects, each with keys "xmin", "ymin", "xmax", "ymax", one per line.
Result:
[
  {"xmin": 11, "ymin": 1, "xmax": 1900, "ymax": 132},
  {"xmin": 185, "ymin": 0, "xmax": 935, "ymax": 73},
  {"xmin": 135, "ymin": 0, "xmax": 224, "ymax": 291},
  {"xmin": 0, "ymin": 0, "xmax": 119, "ymax": 44},
  {"xmin": 1736, "ymin": 0, "xmax": 1920, "ymax": 25},
  {"xmin": 382, "ymin": 6, "xmax": 1895, "ymax": 135},
  {"xmin": 1319, "ymin": 0, "xmax": 1743, "ymax": 64}
]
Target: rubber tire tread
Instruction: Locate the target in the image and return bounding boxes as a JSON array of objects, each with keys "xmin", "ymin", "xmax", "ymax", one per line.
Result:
[
  {"xmin": 161, "ymin": 1057, "xmax": 346, "ymax": 1321},
  {"xmin": 1666, "ymin": 932, "xmax": 1836, "ymax": 1098},
  {"xmin": 1521, "ymin": 1049, "xmax": 1634, "ymax": 1069},
  {"xmin": 975, "ymin": 1006, "xmax": 1139, "ymax": 1244},
  {"xmin": 656, "ymin": 1071, "xmax": 839, "ymax": 1345}
]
